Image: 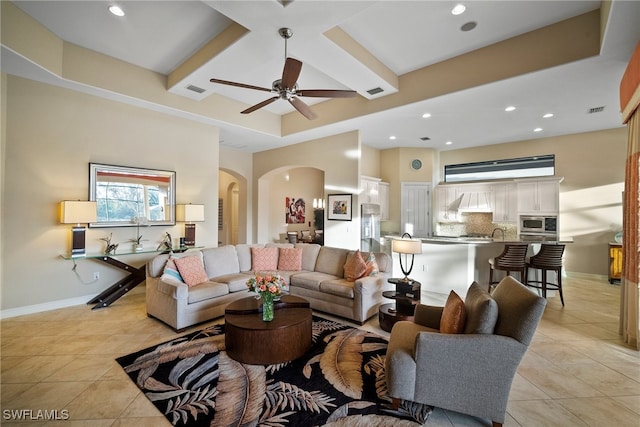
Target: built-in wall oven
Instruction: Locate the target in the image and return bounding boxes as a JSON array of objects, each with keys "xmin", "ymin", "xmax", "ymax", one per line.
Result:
[{"xmin": 519, "ymin": 215, "xmax": 558, "ymax": 240}]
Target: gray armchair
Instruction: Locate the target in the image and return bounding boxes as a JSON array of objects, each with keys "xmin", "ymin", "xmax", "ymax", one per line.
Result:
[{"xmin": 385, "ymin": 276, "xmax": 546, "ymax": 427}]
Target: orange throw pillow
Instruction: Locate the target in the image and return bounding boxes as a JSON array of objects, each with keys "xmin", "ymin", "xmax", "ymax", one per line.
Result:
[
  {"xmin": 174, "ymin": 255, "xmax": 208, "ymax": 287},
  {"xmin": 278, "ymin": 247, "xmax": 303, "ymax": 271},
  {"xmin": 344, "ymin": 250, "xmax": 367, "ymax": 281},
  {"xmin": 440, "ymin": 290, "xmax": 467, "ymax": 334},
  {"xmin": 252, "ymin": 247, "xmax": 278, "ymax": 271}
]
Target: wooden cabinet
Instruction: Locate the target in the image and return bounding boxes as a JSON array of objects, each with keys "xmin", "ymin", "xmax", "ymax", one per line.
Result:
[
  {"xmin": 609, "ymin": 243, "xmax": 622, "ymax": 283},
  {"xmin": 379, "ymin": 181, "xmax": 389, "ymax": 220},
  {"xmin": 492, "ymin": 183, "xmax": 518, "ymax": 222},
  {"xmin": 360, "ymin": 176, "xmax": 380, "ymax": 204},
  {"xmin": 516, "ymin": 179, "xmax": 559, "ymax": 214}
]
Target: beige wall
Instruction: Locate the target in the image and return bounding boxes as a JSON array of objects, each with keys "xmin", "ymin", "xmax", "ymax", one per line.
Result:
[
  {"xmin": 253, "ymin": 131, "xmax": 361, "ymax": 249},
  {"xmin": 1, "ymin": 75, "xmax": 220, "ymax": 312},
  {"xmin": 379, "ymin": 147, "xmax": 436, "ymax": 234},
  {"xmin": 219, "ymin": 147, "xmax": 253, "ymax": 245},
  {"xmin": 437, "ymin": 127, "xmax": 627, "ymax": 275},
  {"xmin": 265, "ymin": 167, "xmax": 324, "ymax": 243}
]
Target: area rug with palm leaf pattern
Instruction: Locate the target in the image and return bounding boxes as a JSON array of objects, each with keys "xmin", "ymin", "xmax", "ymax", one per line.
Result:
[{"xmin": 116, "ymin": 316, "xmax": 431, "ymax": 426}]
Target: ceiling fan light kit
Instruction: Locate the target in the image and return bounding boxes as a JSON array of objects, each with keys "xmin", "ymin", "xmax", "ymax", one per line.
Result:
[{"xmin": 209, "ymin": 28, "xmax": 356, "ymax": 120}]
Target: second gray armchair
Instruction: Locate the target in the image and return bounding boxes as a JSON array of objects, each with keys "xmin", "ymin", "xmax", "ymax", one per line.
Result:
[{"xmin": 385, "ymin": 276, "xmax": 546, "ymax": 427}]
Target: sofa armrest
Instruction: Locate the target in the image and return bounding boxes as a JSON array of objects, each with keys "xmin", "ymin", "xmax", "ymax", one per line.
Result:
[
  {"xmin": 414, "ymin": 304, "xmax": 443, "ymax": 330},
  {"xmin": 154, "ymin": 278, "xmax": 189, "ymax": 300},
  {"xmin": 353, "ymin": 275, "xmax": 384, "ymax": 293}
]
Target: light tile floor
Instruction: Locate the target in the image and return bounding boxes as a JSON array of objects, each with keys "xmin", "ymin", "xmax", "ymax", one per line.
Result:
[{"xmin": 1, "ymin": 274, "xmax": 639, "ymax": 426}]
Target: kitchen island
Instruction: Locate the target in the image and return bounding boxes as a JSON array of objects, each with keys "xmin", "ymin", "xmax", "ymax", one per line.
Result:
[{"xmin": 389, "ymin": 237, "xmax": 568, "ymax": 299}]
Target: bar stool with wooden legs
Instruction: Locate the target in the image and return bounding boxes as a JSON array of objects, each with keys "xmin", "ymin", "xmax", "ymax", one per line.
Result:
[
  {"xmin": 488, "ymin": 243, "xmax": 529, "ymax": 292},
  {"xmin": 525, "ymin": 244, "xmax": 565, "ymax": 306}
]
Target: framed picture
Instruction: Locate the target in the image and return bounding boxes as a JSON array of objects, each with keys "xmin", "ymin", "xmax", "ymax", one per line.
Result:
[{"xmin": 327, "ymin": 194, "xmax": 352, "ymax": 221}]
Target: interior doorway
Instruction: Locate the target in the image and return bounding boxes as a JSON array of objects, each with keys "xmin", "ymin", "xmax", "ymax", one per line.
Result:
[{"xmin": 401, "ymin": 182, "xmax": 432, "ymax": 238}]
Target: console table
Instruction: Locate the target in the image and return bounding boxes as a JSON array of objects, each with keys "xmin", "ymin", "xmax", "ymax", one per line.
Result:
[
  {"xmin": 62, "ymin": 246, "xmax": 199, "ymax": 310},
  {"xmin": 378, "ymin": 278, "xmax": 421, "ymax": 332}
]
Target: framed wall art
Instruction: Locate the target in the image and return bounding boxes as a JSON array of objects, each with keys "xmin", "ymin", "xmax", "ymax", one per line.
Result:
[{"xmin": 327, "ymin": 194, "xmax": 352, "ymax": 221}]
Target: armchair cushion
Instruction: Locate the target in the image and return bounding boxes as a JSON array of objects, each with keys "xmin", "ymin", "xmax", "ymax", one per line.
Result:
[
  {"xmin": 440, "ymin": 291, "xmax": 466, "ymax": 334},
  {"xmin": 464, "ymin": 282, "xmax": 498, "ymax": 334}
]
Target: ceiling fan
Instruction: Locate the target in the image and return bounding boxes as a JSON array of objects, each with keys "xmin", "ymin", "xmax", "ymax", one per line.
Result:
[{"xmin": 209, "ymin": 28, "xmax": 357, "ymax": 120}]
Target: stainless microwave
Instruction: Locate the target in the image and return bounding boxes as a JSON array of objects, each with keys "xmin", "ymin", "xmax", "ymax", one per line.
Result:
[{"xmin": 520, "ymin": 215, "xmax": 557, "ymax": 235}]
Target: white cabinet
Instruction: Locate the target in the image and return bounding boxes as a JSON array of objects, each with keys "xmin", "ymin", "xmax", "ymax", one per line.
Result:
[
  {"xmin": 379, "ymin": 182, "xmax": 389, "ymax": 221},
  {"xmin": 360, "ymin": 177, "xmax": 380, "ymax": 204},
  {"xmin": 436, "ymin": 185, "xmax": 460, "ymax": 221},
  {"xmin": 516, "ymin": 179, "xmax": 559, "ymax": 213},
  {"xmin": 492, "ymin": 182, "xmax": 518, "ymax": 222}
]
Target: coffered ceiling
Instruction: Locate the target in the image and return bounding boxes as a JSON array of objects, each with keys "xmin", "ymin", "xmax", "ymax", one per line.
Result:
[{"xmin": 3, "ymin": 1, "xmax": 640, "ymax": 152}]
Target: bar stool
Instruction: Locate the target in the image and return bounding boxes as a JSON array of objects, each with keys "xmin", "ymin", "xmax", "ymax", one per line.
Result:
[
  {"xmin": 525, "ymin": 244, "xmax": 565, "ymax": 306},
  {"xmin": 488, "ymin": 243, "xmax": 529, "ymax": 292}
]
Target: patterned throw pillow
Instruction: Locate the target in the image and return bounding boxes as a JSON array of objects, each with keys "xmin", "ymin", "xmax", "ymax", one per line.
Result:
[
  {"xmin": 252, "ymin": 247, "xmax": 278, "ymax": 271},
  {"xmin": 344, "ymin": 250, "xmax": 367, "ymax": 281},
  {"xmin": 440, "ymin": 290, "xmax": 467, "ymax": 334},
  {"xmin": 363, "ymin": 252, "xmax": 379, "ymax": 276},
  {"xmin": 278, "ymin": 247, "xmax": 303, "ymax": 271},
  {"xmin": 161, "ymin": 257, "xmax": 184, "ymax": 285},
  {"xmin": 174, "ymin": 256, "xmax": 208, "ymax": 287}
]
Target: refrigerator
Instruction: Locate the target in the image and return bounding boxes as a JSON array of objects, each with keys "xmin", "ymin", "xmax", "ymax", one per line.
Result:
[{"xmin": 361, "ymin": 204, "xmax": 381, "ymax": 252}]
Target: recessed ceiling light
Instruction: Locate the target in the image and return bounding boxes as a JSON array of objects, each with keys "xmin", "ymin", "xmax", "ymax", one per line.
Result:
[
  {"xmin": 445, "ymin": 141, "xmax": 453, "ymax": 145},
  {"xmin": 389, "ymin": 136, "xmax": 396, "ymax": 140},
  {"xmin": 534, "ymin": 127, "xmax": 543, "ymax": 132},
  {"xmin": 108, "ymin": 5, "xmax": 125, "ymax": 17},
  {"xmin": 422, "ymin": 113, "xmax": 431, "ymax": 119},
  {"xmin": 451, "ymin": 4, "xmax": 466, "ymax": 15},
  {"xmin": 543, "ymin": 113, "xmax": 554, "ymax": 118},
  {"xmin": 505, "ymin": 106, "xmax": 516, "ymax": 112}
]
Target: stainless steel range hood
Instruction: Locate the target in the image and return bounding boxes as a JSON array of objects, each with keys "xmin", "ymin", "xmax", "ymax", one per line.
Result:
[{"xmin": 447, "ymin": 192, "xmax": 492, "ymax": 212}]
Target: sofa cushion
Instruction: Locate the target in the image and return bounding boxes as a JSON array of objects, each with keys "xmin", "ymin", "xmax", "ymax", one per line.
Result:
[
  {"xmin": 440, "ymin": 290, "xmax": 466, "ymax": 334},
  {"xmin": 319, "ymin": 279, "xmax": 355, "ymax": 299},
  {"xmin": 202, "ymin": 246, "xmax": 240, "ymax": 278},
  {"xmin": 278, "ymin": 247, "xmax": 303, "ymax": 271},
  {"xmin": 174, "ymin": 255, "xmax": 208, "ymax": 287},
  {"xmin": 464, "ymin": 281, "xmax": 499, "ymax": 334},
  {"xmin": 315, "ymin": 246, "xmax": 349, "ymax": 277},
  {"xmin": 290, "ymin": 271, "xmax": 338, "ymax": 292},
  {"xmin": 252, "ymin": 247, "xmax": 278, "ymax": 271},
  {"xmin": 212, "ymin": 273, "xmax": 254, "ymax": 293},
  {"xmin": 187, "ymin": 281, "xmax": 229, "ymax": 304},
  {"xmin": 296, "ymin": 243, "xmax": 321, "ymax": 271},
  {"xmin": 344, "ymin": 250, "xmax": 367, "ymax": 281}
]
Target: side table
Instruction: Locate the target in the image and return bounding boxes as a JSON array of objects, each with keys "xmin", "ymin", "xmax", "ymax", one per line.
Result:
[{"xmin": 379, "ymin": 278, "xmax": 421, "ymax": 332}]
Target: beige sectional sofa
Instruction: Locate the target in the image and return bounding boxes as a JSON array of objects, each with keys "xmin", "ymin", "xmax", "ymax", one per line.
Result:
[{"xmin": 146, "ymin": 243, "xmax": 393, "ymax": 331}]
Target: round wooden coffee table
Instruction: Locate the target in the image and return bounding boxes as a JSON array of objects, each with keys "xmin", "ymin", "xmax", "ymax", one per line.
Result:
[{"xmin": 224, "ymin": 294, "xmax": 312, "ymax": 365}]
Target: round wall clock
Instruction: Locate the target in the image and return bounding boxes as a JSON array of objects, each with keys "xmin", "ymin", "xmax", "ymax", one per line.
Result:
[{"xmin": 411, "ymin": 159, "xmax": 422, "ymax": 170}]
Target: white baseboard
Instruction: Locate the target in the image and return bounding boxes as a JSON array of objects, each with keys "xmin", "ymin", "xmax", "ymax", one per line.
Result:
[{"xmin": 0, "ymin": 294, "xmax": 97, "ymax": 319}]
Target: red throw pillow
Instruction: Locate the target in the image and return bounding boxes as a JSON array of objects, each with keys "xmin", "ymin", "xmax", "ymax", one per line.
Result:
[
  {"xmin": 278, "ymin": 247, "xmax": 303, "ymax": 271},
  {"xmin": 252, "ymin": 247, "xmax": 278, "ymax": 271},
  {"xmin": 174, "ymin": 256, "xmax": 208, "ymax": 287},
  {"xmin": 440, "ymin": 290, "xmax": 467, "ymax": 334}
]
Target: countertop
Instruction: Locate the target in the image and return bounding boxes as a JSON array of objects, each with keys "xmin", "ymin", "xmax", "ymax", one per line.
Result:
[{"xmin": 422, "ymin": 236, "xmax": 573, "ymax": 244}]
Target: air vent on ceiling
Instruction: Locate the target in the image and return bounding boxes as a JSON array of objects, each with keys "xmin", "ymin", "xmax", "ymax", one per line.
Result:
[
  {"xmin": 588, "ymin": 106, "xmax": 605, "ymax": 114},
  {"xmin": 186, "ymin": 84, "xmax": 206, "ymax": 94},
  {"xmin": 420, "ymin": 136, "xmax": 431, "ymax": 141},
  {"xmin": 367, "ymin": 87, "xmax": 384, "ymax": 95}
]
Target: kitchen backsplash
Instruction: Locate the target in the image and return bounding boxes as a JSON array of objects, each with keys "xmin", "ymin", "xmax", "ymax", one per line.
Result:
[{"xmin": 436, "ymin": 212, "xmax": 518, "ymax": 239}]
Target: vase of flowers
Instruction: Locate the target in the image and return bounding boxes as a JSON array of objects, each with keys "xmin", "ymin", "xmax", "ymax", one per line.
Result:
[{"xmin": 246, "ymin": 274, "xmax": 285, "ymax": 322}]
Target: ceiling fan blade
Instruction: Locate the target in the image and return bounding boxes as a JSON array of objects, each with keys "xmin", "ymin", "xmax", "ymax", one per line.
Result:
[
  {"xmin": 241, "ymin": 96, "xmax": 279, "ymax": 114},
  {"xmin": 281, "ymin": 57, "xmax": 302, "ymax": 90},
  {"xmin": 296, "ymin": 89, "xmax": 357, "ymax": 98},
  {"xmin": 289, "ymin": 97, "xmax": 318, "ymax": 120},
  {"xmin": 210, "ymin": 78, "xmax": 272, "ymax": 93}
]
